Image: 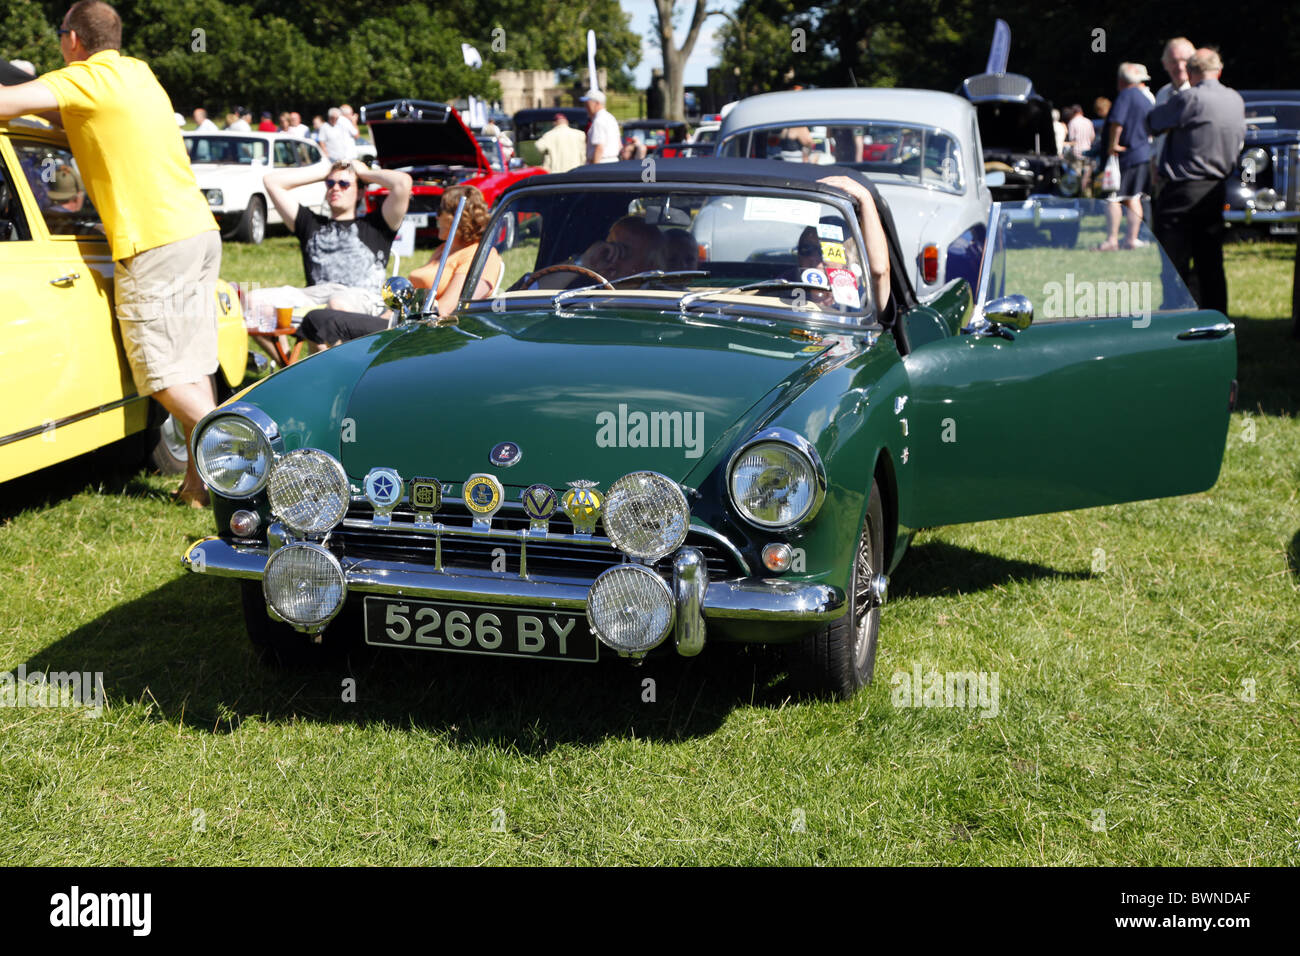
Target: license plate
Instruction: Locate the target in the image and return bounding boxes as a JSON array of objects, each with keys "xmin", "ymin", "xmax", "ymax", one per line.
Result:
[
  {"xmin": 406, "ymin": 214, "xmax": 429, "ymax": 227},
  {"xmin": 363, "ymin": 596, "xmax": 598, "ymax": 662}
]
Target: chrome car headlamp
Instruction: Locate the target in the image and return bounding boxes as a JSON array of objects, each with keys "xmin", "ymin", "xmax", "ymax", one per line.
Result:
[
  {"xmin": 263, "ymin": 543, "xmax": 346, "ymax": 629},
  {"xmin": 586, "ymin": 564, "xmax": 674, "ymax": 654},
  {"xmin": 267, "ymin": 449, "xmax": 349, "ymax": 536},
  {"xmin": 195, "ymin": 414, "xmax": 273, "ymax": 497},
  {"xmin": 203, "ymin": 188, "xmax": 223, "ymax": 207},
  {"xmin": 1241, "ymin": 147, "xmax": 1269, "ymax": 181},
  {"xmin": 728, "ymin": 429, "xmax": 825, "ymax": 529},
  {"xmin": 603, "ymin": 471, "xmax": 690, "ymax": 562}
]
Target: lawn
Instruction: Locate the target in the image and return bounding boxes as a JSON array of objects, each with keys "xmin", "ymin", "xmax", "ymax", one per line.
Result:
[{"xmin": 0, "ymin": 239, "xmax": 1296, "ymax": 865}]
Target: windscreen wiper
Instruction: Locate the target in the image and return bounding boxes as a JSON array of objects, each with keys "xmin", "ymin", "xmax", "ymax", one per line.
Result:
[
  {"xmin": 552, "ymin": 270, "xmax": 709, "ymax": 306},
  {"xmin": 678, "ymin": 279, "xmax": 831, "ymax": 313}
]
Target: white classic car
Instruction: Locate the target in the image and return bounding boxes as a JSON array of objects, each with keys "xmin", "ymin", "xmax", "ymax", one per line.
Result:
[
  {"xmin": 715, "ymin": 89, "xmax": 995, "ymax": 298},
  {"xmin": 183, "ymin": 131, "xmax": 331, "ymax": 244}
]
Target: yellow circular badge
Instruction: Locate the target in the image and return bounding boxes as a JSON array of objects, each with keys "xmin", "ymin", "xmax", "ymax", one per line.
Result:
[{"xmin": 463, "ymin": 474, "xmax": 503, "ymax": 516}]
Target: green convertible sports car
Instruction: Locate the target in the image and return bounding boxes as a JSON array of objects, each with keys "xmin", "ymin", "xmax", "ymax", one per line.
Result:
[{"xmin": 182, "ymin": 159, "xmax": 1236, "ymax": 699}]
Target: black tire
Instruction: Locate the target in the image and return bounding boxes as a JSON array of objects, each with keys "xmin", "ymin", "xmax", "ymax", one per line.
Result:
[
  {"xmin": 240, "ymin": 580, "xmax": 316, "ymax": 665},
  {"xmin": 234, "ymin": 195, "xmax": 266, "ymax": 244},
  {"xmin": 786, "ymin": 481, "xmax": 886, "ymax": 699}
]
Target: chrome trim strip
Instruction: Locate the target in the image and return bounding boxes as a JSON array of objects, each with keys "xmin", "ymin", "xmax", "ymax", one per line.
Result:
[
  {"xmin": 339, "ymin": 515, "xmax": 617, "ymax": 548},
  {"xmin": 1223, "ymin": 209, "xmax": 1300, "ymax": 223},
  {"xmin": 1176, "ymin": 322, "xmax": 1235, "ymax": 340},
  {"xmin": 673, "ymin": 547, "xmax": 707, "ymax": 657},
  {"xmin": 182, "ymin": 538, "xmax": 846, "ymax": 622},
  {"xmin": 0, "ymin": 393, "xmax": 146, "ymax": 449},
  {"xmin": 688, "ymin": 522, "xmax": 752, "ymax": 577}
]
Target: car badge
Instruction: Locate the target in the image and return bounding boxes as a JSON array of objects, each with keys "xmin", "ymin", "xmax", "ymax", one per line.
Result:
[
  {"xmin": 521, "ymin": 483, "xmax": 558, "ymax": 534},
  {"xmin": 490, "ymin": 441, "xmax": 522, "ymax": 468},
  {"xmin": 410, "ymin": 477, "xmax": 442, "ymax": 526},
  {"xmin": 562, "ymin": 480, "xmax": 603, "ymax": 535},
  {"xmin": 364, "ymin": 466, "xmax": 403, "ymax": 525},
  {"xmin": 463, "ymin": 473, "xmax": 504, "ymax": 529}
]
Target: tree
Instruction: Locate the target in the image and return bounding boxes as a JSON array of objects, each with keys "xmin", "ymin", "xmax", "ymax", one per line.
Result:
[
  {"xmin": 653, "ymin": 0, "xmax": 719, "ymax": 122},
  {"xmin": 1, "ymin": 0, "xmax": 60, "ymax": 74}
]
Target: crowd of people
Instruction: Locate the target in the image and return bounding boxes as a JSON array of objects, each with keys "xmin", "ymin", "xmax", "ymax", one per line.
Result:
[
  {"xmin": 187, "ymin": 102, "xmax": 364, "ymax": 161},
  {"xmin": 1052, "ymin": 36, "xmax": 1245, "ymax": 313}
]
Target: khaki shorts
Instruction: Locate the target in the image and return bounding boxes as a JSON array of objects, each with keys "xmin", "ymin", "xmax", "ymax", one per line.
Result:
[{"xmin": 114, "ymin": 229, "xmax": 222, "ymax": 396}]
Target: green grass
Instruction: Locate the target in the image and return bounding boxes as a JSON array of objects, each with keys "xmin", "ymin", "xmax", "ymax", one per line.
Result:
[{"xmin": 1, "ymin": 242, "xmax": 1297, "ymax": 865}]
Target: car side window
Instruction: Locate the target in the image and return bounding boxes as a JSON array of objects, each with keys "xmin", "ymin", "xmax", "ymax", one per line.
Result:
[
  {"xmin": 274, "ymin": 141, "xmax": 297, "ymax": 167},
  {"xmin": 11, "ymin": 140, "xmax": 104, "ymax": 240},
  {"xmin": 296, "ymin": 142, "xmax": 322, "ymax": 166},
  {"xmin": 0, "ymin": 153, "xmax": 33, "ymax": 241}
]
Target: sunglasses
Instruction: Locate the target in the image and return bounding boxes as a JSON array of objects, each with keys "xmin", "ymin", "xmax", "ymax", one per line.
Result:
[
  {"xmin": 56, "ymin": 27, "xmax": 72, "ymax": 36},
  {"xmin": 324, "ymin": 179, "xmax": 354, "ymax": 190}
]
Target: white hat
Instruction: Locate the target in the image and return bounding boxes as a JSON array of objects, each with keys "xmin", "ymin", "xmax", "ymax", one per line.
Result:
[{"xmin": 581, "ymin": 90, "xmax": 606, "ymax": 105}]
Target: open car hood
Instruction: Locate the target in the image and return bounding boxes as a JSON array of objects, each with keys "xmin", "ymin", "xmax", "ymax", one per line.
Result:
[
  {"xmin": 361, "ymin": 99, "xmax": 488, "ymax": 172},
  {"xmin": 975, "ymin": 98, "xmax": 1056, "ymax": 156}
]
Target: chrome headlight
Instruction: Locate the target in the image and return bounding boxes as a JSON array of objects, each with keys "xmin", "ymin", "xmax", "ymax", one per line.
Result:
[
  {"xmin": 263, "ymin": 542, "xmax": 346, "ymax": 628},
  {"xmin": 1241, "ymin": 147, "xmax": 1269, "ymax": 181},
  {"xmin": 728, "ymin": 428, "xmax": 825, "ymax": 529},
  {"xmin": 267, "ymin": 449, "xmax": 349, "ymax": 536},
  {"xmin": 586, "ymin": 564, "xmax": 674, "ymax": 654},
  {"xmin": 603, "ymin": 471, "xmax": 690, "ymax": 562},
  {"xmin": 195, "ymin": 414, "xmax": 273, "ymax": 497},
  {"xmin": 203, "ymin": 188, "xmax": 223, "ymax": 207}
]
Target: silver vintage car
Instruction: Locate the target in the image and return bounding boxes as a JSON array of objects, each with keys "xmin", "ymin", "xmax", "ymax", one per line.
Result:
[{"xmin": 715, "ymin": 88, "xmax": 993, "ymax": 298}]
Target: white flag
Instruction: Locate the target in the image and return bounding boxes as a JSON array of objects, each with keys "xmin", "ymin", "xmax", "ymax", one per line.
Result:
[{"xmin": 462, "ymin": 43, "xmax": 482, "ymax": 69}]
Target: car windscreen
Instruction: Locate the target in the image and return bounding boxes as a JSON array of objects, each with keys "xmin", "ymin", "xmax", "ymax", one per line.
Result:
[
  {"xmin": 719, "ymin": 122, "xmax": 965, "ymax": 194},
  {"xmin": 1245, "ymin": 103, "xmax": 1300, "ymax": 131},
  {"xmin": 184, "ymin": 136, "xmax": 267, "ymax": 164},
  {"xmin": 471, "ymin": 187, "xmax": 875, "ymax": 322}
]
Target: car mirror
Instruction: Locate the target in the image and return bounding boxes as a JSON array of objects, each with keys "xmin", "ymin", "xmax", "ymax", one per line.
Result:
[
  {"xmin": 985, "ymin": 170, "xmax": 1006, "ymax": 188},
  {"xmin": 383, "ymin": 276, "xmax": 418, "ymax": 321},
  {"xmin": 508, "ymin": 157, "xmax": 523, "ymax": 169},
  {"xmin": 983, "ymin": 294, "xmax": 1033, "ymax": 330}
]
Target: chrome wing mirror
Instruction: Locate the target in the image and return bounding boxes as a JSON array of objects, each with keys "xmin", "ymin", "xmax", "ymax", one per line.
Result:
[
  {"xmin": 968, "ymin": 294, "xmax": 1033, "ymax": 339},
  {"xmin": 383, "ymin": 276, "xmax": 418, "ymax": 323}
]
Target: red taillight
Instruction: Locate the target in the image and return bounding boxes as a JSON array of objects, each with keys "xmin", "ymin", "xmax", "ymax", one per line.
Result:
[
  {"xmin": 697, "ymin": 243, "xmax": 709, "ymax": 262},
  {"xmin": 922, "ymin": 244, "xmax": 939, "ymax": 284}
]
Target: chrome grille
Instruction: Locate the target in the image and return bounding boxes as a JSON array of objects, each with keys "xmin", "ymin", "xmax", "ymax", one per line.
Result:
[
  {"xmin": 330, "ymin": 500, "xmax": 744, "ymax": 581},
  {"xmin": 963, "ymin": 73, "xmax": 1034, "ymax": 101}
]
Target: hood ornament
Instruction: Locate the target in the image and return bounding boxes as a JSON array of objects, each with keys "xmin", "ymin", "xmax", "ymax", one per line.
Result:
[{"xmin": 490, "ymin": 441, "xmax": 522, "ymax": 468}]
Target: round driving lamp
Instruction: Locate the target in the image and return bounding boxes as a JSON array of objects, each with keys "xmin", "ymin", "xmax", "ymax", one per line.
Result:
[
  {"xmin": 602, "ymin": 471, "xmax": 690, "ymax": 562},
  {"xmin": 728, "ymin": 434, "xmax": 824, "ymax": 529},
  {"xmin": 267, "ymin": 449, "xmax": 350, "ymax": 536},
  {"xmin": 195, "ymin": 415, "xmax": 273, "ymax": 497},
  {"xmin": 586, "ymin": 564, "xmax": 674, "ymax": 654},
  {"xmin": 1057, "ymin": 167, "xmax": 1080, "ymax": 197},
  {"xmin": 263, "ymin": 542, "xmax": 346, "ymax": 629}
]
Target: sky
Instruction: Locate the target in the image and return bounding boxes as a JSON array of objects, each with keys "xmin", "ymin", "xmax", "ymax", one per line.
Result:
[{"xmin": 621, "ymin": 0, "xmax": 739, "ymax": 88}]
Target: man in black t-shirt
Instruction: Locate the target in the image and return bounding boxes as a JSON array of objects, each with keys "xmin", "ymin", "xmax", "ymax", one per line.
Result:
[{"xmin": 247, "ymin": 159, "xmax": 411, "ymax": 327}]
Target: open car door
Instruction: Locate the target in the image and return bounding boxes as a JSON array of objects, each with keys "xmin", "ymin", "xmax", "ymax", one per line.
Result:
[{"xmin": 901, "ymin": 197, "xmax": 1236, "ymax": 528}]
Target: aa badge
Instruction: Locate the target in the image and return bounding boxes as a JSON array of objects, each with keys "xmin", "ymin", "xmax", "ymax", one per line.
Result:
[{"xmin": 561, "ymin": 480, "xmax": 602, "ymax": 535}]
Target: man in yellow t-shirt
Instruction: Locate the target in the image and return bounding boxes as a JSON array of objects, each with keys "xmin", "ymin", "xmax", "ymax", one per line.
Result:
[{"xmin": 0, "ymin": 1, "xmax": 221, "ymax": 507}]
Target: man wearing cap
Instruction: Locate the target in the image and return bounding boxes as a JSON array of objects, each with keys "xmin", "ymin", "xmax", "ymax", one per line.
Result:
[
  {"xmin": 583, "ymin": 90, "xmax": 620, "ymax": 164},
  {"xmin": 0, "ymin": 1, "xmax": 223, "ymax": 507},
  {"xmin": 1146, "ymin": 48, "xmax": 1245, "ymax": 315},
  {"xmin": 535, "ymin": 112, "xmax": 587, "ymax": 173},
  {"xmin": 46, "ymin": 163, "xmax": 86, "ymax": 213}
]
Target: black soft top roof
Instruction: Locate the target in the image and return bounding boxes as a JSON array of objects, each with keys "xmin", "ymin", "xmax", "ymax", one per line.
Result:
[{"xmin": 502, "ymin": 158, "xmax": 913, "ymax": 306}]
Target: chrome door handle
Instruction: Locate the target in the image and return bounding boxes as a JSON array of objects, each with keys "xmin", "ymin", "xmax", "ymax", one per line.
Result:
[
  {"xmin": 1177, "ymin": 322, "xmax": 1234, "ymax": 340},
  {"xmin": 48, "ymin": 272, "xmax": 80, "ymax": 286}
]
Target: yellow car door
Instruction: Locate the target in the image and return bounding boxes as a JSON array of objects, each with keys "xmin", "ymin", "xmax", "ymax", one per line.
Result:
[{"xmin": 0, "ymin": 129, "xmax": 142, "ymax": 483}]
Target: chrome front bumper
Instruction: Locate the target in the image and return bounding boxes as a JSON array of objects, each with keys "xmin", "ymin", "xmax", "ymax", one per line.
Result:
[{"xmin": 183, "ymin": 536, "xmax": 847, "ymax": 654}]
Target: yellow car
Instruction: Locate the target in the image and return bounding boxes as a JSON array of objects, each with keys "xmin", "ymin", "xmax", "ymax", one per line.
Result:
[{"xmin": 0, "ymin": 119, "xmax": 248, "ymax": 483}]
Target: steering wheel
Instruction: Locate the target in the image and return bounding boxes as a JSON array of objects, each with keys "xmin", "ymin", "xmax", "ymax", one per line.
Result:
[{"xmin": 521, "ymin": 264, "xmax": 615, "ymax": 290}]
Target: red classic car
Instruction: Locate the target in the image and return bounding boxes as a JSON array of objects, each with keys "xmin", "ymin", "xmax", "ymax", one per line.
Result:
[{"xmin": 360, "ymin": 99, "xmax": 545, "ymax": 242}]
